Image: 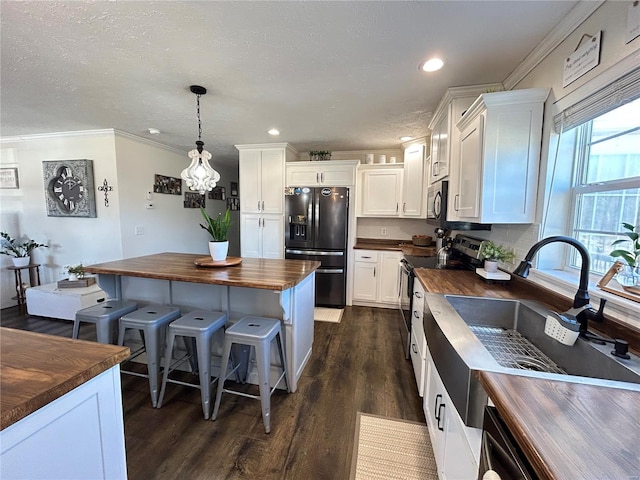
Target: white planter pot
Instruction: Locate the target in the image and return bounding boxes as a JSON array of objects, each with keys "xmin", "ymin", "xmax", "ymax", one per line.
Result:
[
  {"xmin": 209, "ymin": 241, "xmax": 229, "ymax": 261},
  {"xmin": 484, "ymin": 260, "xmax": 498, "ymax": 273},
  {"xmin": 11, "ymin": 257, "xmax": 30, "ymax": 268},
  {"xmin": 68, "ymin": 273, "xmax": 78, "ymax": 281}
]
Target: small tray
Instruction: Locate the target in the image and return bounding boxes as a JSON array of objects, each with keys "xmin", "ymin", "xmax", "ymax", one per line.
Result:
[
  {"xmin": 57, "ymin": 277, "xmax": 96, "ymax": 288},
  {"xmin": 194, "ymin": 256, "xmax": 242, "ymax": 268}
]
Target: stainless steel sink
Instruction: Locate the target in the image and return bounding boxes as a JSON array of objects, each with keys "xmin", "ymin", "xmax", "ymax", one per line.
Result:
[{"xmin": 423, "ymin": 294, "xmax": 640, "ymax": 428}]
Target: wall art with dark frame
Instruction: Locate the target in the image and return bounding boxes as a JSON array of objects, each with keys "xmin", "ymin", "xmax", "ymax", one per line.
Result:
[
  {"xmin": 42, "ymin": 159, "xmax": 97, "ymax": 217},
  {"xmin": 154, "ymin": 174, "xmax": 182, "ymax": 195},
  {"xmin": 230, "ymin": 182, "xmax": 238, "ymax": 197},
  {"xmin": 227, "ymin": 197, "xmax": 240, "ymax": 211},
  {"xmin": 184, "ymin": 192, "xmax": 205, "ymax": 208},
  {"xmin": 208, "ymin": 186, "xmax": 226, "ymax": 200}
]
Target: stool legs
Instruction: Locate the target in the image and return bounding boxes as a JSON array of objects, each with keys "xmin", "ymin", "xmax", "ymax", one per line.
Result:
[
  {"xmin": 145, "ymin": 324, "xmax": 165, "ymax": 408},
  {"xmin": 157, "ymin": 330, "xmax": 178, "ymax": 410},
  {"xmin": 196, "ymin": 333, "xmax": 213, "ymax": 419},
  {"xmin": 256, "ymin": 341, "xmax": 272, "ymax": 433},
  {"xmin": 211, "ymin": 338, "xmax": 233, "ymax": 421}
]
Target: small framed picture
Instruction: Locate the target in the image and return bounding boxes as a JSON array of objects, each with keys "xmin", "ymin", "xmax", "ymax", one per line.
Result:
[
  {"xmin": 227, "ymin": 197, "xmax": 240, "ymax": 211},
  {"xmin": 0, "ymin": 167, "xmax": 19, "ymax": 189},
  {"xmin": 154, "ymin": 174, "xmax": 182, "ymax": 195},
  {"xmin": 208, "ymin": 186, "xmax": 226, "ymax": 200},
  {"xmin": 230, "ymin": 182, "xmax": 238, "ymax": 197},
  {"xmin": 184, "ymin": 192, "xmax": 205, "ymax": 208}
]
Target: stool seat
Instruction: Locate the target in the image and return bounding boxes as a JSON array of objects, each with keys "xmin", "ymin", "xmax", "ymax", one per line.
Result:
[
  {"xmin": 118, "ymin": 304, "xmax": 181, "ymax": 407},
  {"xmin": 73, "ymin": 299, "xmax": 138, "ymax": 344},
  {"xmin": 212, "ymin": 316, "xmax": 289, "ymax": 433},
  {"xmin": 157, "ymin": 310, "xmax": 227, "ymax": 419}
]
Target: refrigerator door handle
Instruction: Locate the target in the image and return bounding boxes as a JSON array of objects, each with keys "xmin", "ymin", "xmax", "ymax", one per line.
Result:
[
  {"xmin": 285, "ymin": 249, "xmax": 344, "ymax": 256},
  {"xmin": 314, "ymin": 190, "xmax": 320, "ymax": 243},
  {"xmin": 317, "ymin": 268, "xmax": 344, "ymax": 274}
]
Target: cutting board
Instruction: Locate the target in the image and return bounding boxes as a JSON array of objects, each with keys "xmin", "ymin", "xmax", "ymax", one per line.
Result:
[{"xmin": 194, "ymin": 256, "xmax": 242, "ymax": 268}]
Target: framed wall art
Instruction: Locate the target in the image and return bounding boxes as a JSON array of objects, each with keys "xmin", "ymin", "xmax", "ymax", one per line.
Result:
[
  {"xmin": 227, "ymin": 197, "xmax": 240, "ymax": 211},
  {"xmin": 154, "ymin": 174, "xmax": 182, "ymax": 195},
  {"xmin": 230, "ymin": 182, "xmax": 238, "ymax": 197},
  {"xmin": 0, "ymin": 167, "xmax": 19, "ymax": 189},
  {"xmin": 184, "ymin": 192, "xmax": 205, "ymax": 208},
  {"xmin": 43, "ymin": 160, "xmax": 97, "ymax": 217},
  {"xmin": 208, "ymin": 186, "xmax": 226, "ymax": 200}
]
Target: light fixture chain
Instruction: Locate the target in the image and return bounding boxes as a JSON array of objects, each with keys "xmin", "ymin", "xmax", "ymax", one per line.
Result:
[{"xmin": 196, "ymin": 94, "xmax": 202, "ymax": 142}]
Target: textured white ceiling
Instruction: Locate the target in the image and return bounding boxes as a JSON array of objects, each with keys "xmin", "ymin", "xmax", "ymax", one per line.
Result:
[{"xmin": 1, "ymin": 1, "xmax": 578, "ymax": 166}]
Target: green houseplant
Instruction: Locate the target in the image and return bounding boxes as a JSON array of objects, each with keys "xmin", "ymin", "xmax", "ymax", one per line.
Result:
[
  {"xmin": 200, "ymin": 207, "xmax": 231, "ymax": 261},
  {"xmin": 479, "ymin": 240, "xmax": 514, "ymax": 272},
  {"xmin": 1, "ymin": 231, "xmax": 48, "ymax": 267},
  {"xmin": 610, "ymin": 222, "xmax": 639, "ymax": 287},
  {"xmin": 65, "ymin": 264, "xmax": 85, "ymax": 280}
]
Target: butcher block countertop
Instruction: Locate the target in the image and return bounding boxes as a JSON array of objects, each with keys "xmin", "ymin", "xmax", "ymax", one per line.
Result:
[
  {"xmin": 414, "ymin": 268, "xmax": 640, "ymax": 480},
  {"xmin": 0, "ymin": 328, "xmax": 130, "ymax": 430},
  {"xmin": 354, "ymin": 238, "xmax": 437, "ymax": 257},
  {"xmin": 85, "ymin": 253, "xmax": 320, "ymax": 291}
]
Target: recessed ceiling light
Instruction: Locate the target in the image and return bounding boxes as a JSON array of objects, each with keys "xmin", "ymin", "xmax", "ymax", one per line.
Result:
[
  {"xmin": 268, "ymin": 128, "xmax": 280, "ymax": 136},
  {"xmin": 420, "ymin": 57, "xmax": 444, "ymax": 72},
  {"xmin": 148, "ymin": 128, "xmax": 161, "ymax": 135},
  {"xmin": 400, "ymin": 136, "xmax": 414, "ymax": 141}
]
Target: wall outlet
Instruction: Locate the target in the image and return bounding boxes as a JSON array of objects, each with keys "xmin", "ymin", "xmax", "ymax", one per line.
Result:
[
  {"xmin": 135, "ymin": 226, "xmax": 144, "ymax": 235},
  {"xmin": 146, "ymin": 191, "xmax": 153, "ymax": 200},
  {"xmin": 381, "ymin": 227, "xmax": 387, "ymax": 236}
]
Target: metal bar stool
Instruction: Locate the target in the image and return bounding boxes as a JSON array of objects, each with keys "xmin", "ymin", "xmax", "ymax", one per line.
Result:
[
  {"xmin": 73, "ymin": 300, "xmax": 138, "ymax": 344},
  {"xmin": 212, "ymin": 316, "xmax": 289, "ymax": 433},
  {"xmin": 117, "ymin": 304, "xmax": 181, "ymax": 407},
  {"xmin": 156, "ymin": 310, "xmax": 227, "ymax": 419}
]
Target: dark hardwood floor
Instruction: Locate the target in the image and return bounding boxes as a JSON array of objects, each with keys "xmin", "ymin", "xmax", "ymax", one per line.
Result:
[{"xmin": 1, "ymin": 305, "xmax": 424, "ymax": 479}]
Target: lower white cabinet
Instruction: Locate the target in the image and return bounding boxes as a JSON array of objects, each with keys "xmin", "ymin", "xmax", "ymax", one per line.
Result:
[
  {"xmin": 424, "ymin": 351, "xmax": 480, "ymax": 480},
  {"xmin": 240, "ymin": 213, "xmax": 284, "ymax": 259},
  {"xmin": 409, "ymin": 280, "xmax": 427, "ymax": 396},
  {"xmin": 352, "ymin": 250, "xmax": 402, "ymax": 307}
]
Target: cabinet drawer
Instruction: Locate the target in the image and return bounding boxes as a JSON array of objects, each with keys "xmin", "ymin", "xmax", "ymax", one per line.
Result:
[
  {"xmin": 354, "ymin": 250, "xmax": 379, "ymax": 263},
  {"xmin": 410, "ymin": 325, "xmax": 426, "ymax": 397}
]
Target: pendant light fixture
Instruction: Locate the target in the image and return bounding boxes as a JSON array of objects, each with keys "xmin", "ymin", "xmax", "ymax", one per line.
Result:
[{"xmin": 181, "ymin": 85, "xmax": 220, "ymax": 194}]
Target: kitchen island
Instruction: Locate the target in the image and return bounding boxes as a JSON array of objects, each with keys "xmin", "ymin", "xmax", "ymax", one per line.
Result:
[
  {"xmin": 415, "ymin": 268, "xmax": 640, "ymax": 480},
  {"xmin": 1, "ymin": 328, "xmax": 130, "ymax": 479},
  {"xmin": 84, "ymin": 253, "xmax": 320, "ymax": 392}
]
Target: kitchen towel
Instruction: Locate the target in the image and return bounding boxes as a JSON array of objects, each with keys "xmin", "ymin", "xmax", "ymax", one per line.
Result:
[
  {"xmin": 350, "ymin": 412, "xmax": 437, "ymax": 480},
  {"xmin": 314, "ymin": 307, "xmax": 344, "ymax": 323}
]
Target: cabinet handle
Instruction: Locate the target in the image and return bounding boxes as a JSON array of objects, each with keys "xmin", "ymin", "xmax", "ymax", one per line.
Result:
[
  {"xmin": 258, "ymin": 201, "xmax": 261, "ymax": 211},
  {"xmin": 432, "ymin": 161, "xmax": 439, "ymax": 176},
  {"xmin": 412, "ymin": 344, "xmax": 418, "ymax": 354},
  {"xmin": 437, "ymin": 404, "xmax": 445, "ymax": 431},
  {"xmin": 362, "ymin": 256, "xmax": 372, "ymax": 259},
  {"xmin": 321, "ymin": 172, "xmax": 324, "ymax": 183},
  {"xmin": 413, "ymin": 310, "xmax": 420, "ymax": 318},
  {"xmin": 434, "ymin": 394, "xmax": 442, "ymax": 420},
  {"xmin": 454, "ymin": 194, "xmax": 459, "ymax": 211},
  {"xmin": 374, "ymin": 267, "xmax": 376, "ymax": 277},
  {"xmin": 403, "ymin": 202, "xmax": 406, "ymax": 213},
  {"xmin": 316, "ymin": 172, "xmax": 320, "ymax": 183},
  {"xmin": 396, "ymin": 203, "xmax": 399, "ymax": 214},
  {"xmin": 262, "ymin": 200, "xmax": 265, "ymax": 211},
  {"xmin": 415, "ymin": 292, "xmax": 422, "ymax": 298}
]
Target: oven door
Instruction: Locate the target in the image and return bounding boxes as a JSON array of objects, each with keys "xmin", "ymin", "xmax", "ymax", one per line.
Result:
[
  {"xmin": 478, "ymin": 407, "xmax": 535, "ymax": 480},
  {"xmin": 399, "ymin": 259, "xmax": 413, "ymax": 359}
]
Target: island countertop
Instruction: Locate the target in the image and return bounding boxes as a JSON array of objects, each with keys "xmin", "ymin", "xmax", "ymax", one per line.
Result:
[
  {"xmin": 414, "ymin": 268, "xmax": 640, "ymax": 479},
  {"xmin": 84, "ymin": 253, "xmax": 321, "ymax": 291},
  {"xmin": 1, "ymin": 328, "xmax": 130, "ymax": 430}
]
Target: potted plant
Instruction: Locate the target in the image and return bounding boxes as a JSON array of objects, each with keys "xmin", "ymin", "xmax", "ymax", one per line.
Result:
[
  {"xmin": 65, "ymin": 264, "xmax": 85, "ymax": 281},
  {"xmin": 200, "ymin": 207, "xmax": 231, "ymax": 261},
  {"xmin": 0, "ymin": 231, "xmax": 48, "ymax": 267},
  {"xmin": 479, "ymin": 240, "xmax": 514, "ymax": 272},
  {"xmin": 610, "ymin": 222, "xmax": 640, "ymax": 286},
  {"xmin": 309, "ymin": 150, "xmax": 332, "ymax": 161}
]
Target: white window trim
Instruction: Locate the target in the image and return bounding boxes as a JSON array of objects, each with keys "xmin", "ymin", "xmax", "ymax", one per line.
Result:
[{"xmin": 527, "ymin": 268, "xmax": 640, "ymax": 328}]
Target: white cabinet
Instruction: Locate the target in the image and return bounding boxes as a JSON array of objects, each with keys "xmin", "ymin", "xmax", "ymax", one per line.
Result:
[
  {"xmin": 237, "ymin": 143, "xmax": 297, "ymax": 258},
  {"xmin": 352, "ymin": 250, "xmax": 402, "ymax": 307},
  {"xmin": 401, "ymin": 140, "xmax": 427, "ymax": 217},
  {"xmin": 409, "ymin": 280, "xmax": 426, "ymax": 396},
  {"xmin": 358, "ymin": 167, "xmax": 403, "ymax": 216},
  {"xmin": 286, "ymin": 160, "xmax": 359, "ymax": 186},
  {"xmin": 424, "ymin": 351, "xmax": 479, "ymax": 480},
  {"xmin": 428, "ymin": 85, "xmax": 498, "ymax": 186},
  {"xmin": 240, "ymin": 214, "xmax": 283, "ymax": 259},
  {"xmin": 454, "ymin": 88, "xmax": 549, "ymax": 224}
]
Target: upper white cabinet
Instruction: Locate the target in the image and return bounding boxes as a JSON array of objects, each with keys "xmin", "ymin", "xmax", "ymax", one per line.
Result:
[
  {"xmin": 286, "ymin": 160, "xmax": 359, "ymax": 186},
  {"xmin": 237, "ymin": 143, "xmax": 297, "ymax": 215},
  {"xmin": 453, "ymin": 88, "xmax": 549, "ymax": 224},
  {"xmin": 358, "ymin": 167, "xmax": 403, "ymax": 217},
  {"xmin": 401, "ymin": 140, "xmax": 427, "ymax": 217},
  {"xmin": 428, "ymin": 84, "xmax": 501, "ymax": 185}
]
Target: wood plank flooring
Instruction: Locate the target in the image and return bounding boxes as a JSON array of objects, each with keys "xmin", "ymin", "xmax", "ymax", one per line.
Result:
[{"xmin": 1, "ymin": 305, "xmax": 424, "ymax": 479}]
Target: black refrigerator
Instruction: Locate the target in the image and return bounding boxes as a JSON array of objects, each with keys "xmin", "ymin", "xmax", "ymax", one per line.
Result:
[{"xmin": 284, "ymin": 186, "xmax": 349, "ymax": 307}]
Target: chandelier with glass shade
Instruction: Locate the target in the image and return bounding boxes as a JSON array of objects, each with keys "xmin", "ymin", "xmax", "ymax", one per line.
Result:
[{"xmin": 181, "ymin": 85, "xmax": 220, "ymax": 194}]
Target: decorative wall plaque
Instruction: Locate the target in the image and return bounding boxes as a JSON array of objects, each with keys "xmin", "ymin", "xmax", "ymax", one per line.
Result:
[{"xmin": 43, "ymin": 159, "xmax": 97, "ymax": 217}]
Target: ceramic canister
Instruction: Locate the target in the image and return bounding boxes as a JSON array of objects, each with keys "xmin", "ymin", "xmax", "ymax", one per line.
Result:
[{"xmin": 377, "ymin": 155, "xmax": 386, "ymax": 164}]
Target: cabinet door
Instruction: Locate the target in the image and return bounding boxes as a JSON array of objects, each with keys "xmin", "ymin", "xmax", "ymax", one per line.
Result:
[
  {"xmin": 286, "ymin": 164, "xmax": 320, "ymax": 186},
  {"xmin": 426, "ymin": 353, "xmax": 447, "ymax": 475},
  {"xmin": 443, "ymin": 409, "xmax": 480, "ymax": 480},
  {"xmin": 320, "ymin": 164, "xmax": 356, "ymax": 186},
  {"xmin": 379, "ymin": 252, "xmax": 401, "ymax": 304},
  {"xmin": 402, "ymin": 144, "xmax": 425, "ymax": 217},
  {"xmin": 360, "ymin": 169, "xmax": 402, "ymax": 216},
  {"xmin": 261, "ymin": 215, "xmax": 284, "ymax": 259},
  {"xmin": 457, "ymin": 115, "xmax": 484, "ymax": 219},
  {"xmin": 410, "ymin": 325, "xmax": 425, "ymax": 396},
  {"xmin": 352, "ymin": 262, "xmax": 378, "ymax": 301},
  {"xmin": 260, "ymin": 149, "xmax": 284, "ymax": 214},
  {"xmin": 239, "ymin": 150, "xmax": 262, "ymax": 214},
  {"xmin": 240, "ymin": 214, "xmax": 262, "ymax": 258},
  {"xmin": 437, "ymin": 112, "xmax": 449, "ymax": 179}
]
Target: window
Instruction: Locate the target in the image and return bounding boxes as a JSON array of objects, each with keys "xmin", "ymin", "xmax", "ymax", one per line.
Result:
[{"xmin": 570, "ymin": 97, "xmax": 640, "ymax": 275}]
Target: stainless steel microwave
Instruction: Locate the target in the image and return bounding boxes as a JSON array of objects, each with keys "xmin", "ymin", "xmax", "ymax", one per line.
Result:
[{"xmin": 426, "ymin": 180, "xmax": 491, "ymax": 231}]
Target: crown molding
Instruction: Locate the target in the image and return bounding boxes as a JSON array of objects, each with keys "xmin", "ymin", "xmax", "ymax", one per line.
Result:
[
  {"xmin": 113, "ymin": 130, "xmax": 184, "ymax": 155},
  {"xmin": 0, "ymin": 129, "xmax": 116, "ymax": 145},
  {"xmin": 503, "ymin": 0, "xmax": 605, "ymax": 90}
]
